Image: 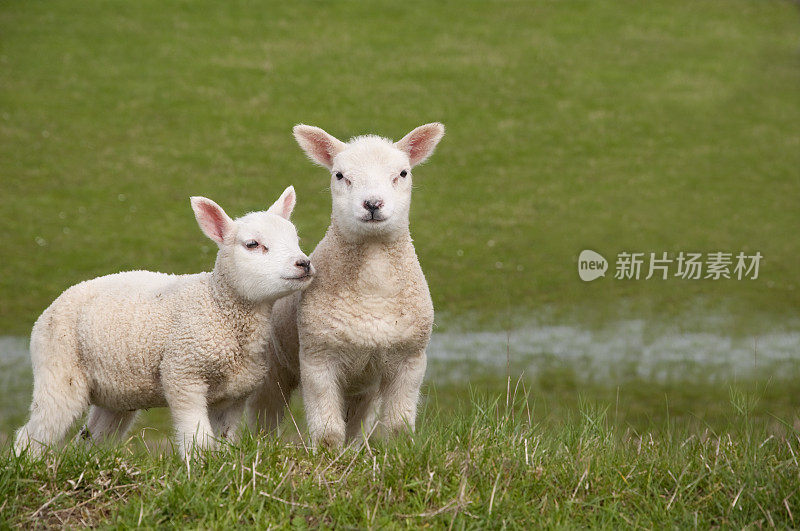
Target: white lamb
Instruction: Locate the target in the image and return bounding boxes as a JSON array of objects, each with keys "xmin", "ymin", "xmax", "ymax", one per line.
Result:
[
  {"xmin": 14, "ymin": 187, "xmax": 314, "ymax": 459},
  {"xmin": 248, "ymin": 123, "xmax": 445, "ymax": 449}
]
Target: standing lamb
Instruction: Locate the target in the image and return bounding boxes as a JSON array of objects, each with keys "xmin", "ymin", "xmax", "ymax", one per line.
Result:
[
  {"xmin": 248, "ymin": 123, "xmax": 445, "ymax": 449},
  {"xmin": 14, "ymin": 187, "xmax": 314, "ymax": 459}
]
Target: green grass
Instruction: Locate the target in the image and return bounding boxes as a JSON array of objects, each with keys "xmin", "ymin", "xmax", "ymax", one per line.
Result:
[
  {"xmin": 2, "ymin": 392, "xmax": 799, "ymax": 528},
  {"xmin": 2, "ymin": 0, "xmax": 799, "ymax": 334}
]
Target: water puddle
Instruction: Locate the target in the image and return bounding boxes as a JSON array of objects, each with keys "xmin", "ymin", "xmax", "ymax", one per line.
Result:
[
  {"xmin": 2, "ymin": 320, "xmax": 798, "ymax": 389},
  {"xmin": 427, "ymin": 320, "xmax": 799, "ymax": 383}
]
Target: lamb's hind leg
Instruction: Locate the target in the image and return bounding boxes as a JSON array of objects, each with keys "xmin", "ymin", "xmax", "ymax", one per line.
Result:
[
  {"xmin": 247, "ymin": 367, "xmax": 297, "ymax": 434},
  {"xmin": 83, "ymin": 406, "xmax": 138, "ymax": 443},
  {"xmin": 345, "ymin": 391, "xmax": 381, "ymax": 444},
  {"xmin": 379, "ymin": 351, "xmax": 427, "ymax": 436},
  {"xmin": 210, "ymin": 398, "xmax": 246, "ymax": 444},
  {"xmin": 14, "ymin": 331, "xmax": 90, "ymax": 457}
]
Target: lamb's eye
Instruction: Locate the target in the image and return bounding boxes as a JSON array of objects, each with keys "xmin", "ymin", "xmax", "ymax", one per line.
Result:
[
  {"xmin": 335, "ymin": 172, "xmax": 344, "ymax": 180},
  {"xmin": 400, "ymin": 170, "xmax": 408, "ymax": 178},
  {"xmin": 245, "ymin": 240, "xmax": 259, "ymax": 249}
]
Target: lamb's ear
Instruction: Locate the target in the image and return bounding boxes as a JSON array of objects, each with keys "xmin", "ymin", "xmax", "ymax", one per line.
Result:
[
  {"xmin": 190, "ymin": 196, "xmax": 234, "ymax": 245},
  {"xmin": 395, "ymin": 122, "xmax": 445, "ymax": 167},
  {"xmin": 267, "ymin": 185, "xmax": 296, "ymax": 220},
  {"xmin": 293, "ymin": 124, "xmax": 347, "ymax": 169}
]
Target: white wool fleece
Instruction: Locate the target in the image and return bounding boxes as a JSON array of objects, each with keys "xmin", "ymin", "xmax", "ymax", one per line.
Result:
[
  {"xmin": 248, "ymin": 123, "xmax": 444, "ymax": 449},
  {"xmin": 14, "ymin": 187, "xmax": 314, "ymax": 459}
]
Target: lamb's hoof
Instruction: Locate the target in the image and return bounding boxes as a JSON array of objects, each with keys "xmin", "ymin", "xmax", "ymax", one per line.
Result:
[
  {"xmin": 77, "ymin": 425, "xmax": 92, "ymax": 441},
  {"xmin": 316, "ymin": 431, "xmax": 344, "ymax": 451},
  {"xmin": 13, "ymin": 440, "xmax": 46, "ymax": 459}
]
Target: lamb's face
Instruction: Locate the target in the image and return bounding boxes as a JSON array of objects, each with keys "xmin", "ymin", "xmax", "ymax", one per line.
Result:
[
  {"xmin": 191, "ymin": 187, "xmax": 314, "ymax": 305},
  {"xmin": 226, "ymin": 211, "xmax": 313, "ymax": 303},
  {"xmin": 329, "ymin": 137, "xmax": 412, "ymax": 241},
  {"xmin": 292, "ymin": 123, "xmax": 445, "ymax": 243}
]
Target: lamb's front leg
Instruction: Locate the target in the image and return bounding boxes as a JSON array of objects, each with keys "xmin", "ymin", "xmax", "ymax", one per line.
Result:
[
  {"xmin": 301, "ymin": 351, "xmax": 345, "ymax": 449},
  {"xmin": 380, "ymin": 350, "xmax": 427, "ymax": 436},
  {"xmin": 164, "ymin": 380, "xmax": 215, "ymax": 459}
]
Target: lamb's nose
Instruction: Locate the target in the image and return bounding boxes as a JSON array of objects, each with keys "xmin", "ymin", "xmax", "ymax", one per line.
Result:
[
  {"xmin": 295, "ymin": 259, "xmax": 311, "ymax": 274},
  {"xmin": 363, "ymin": 199, "xmax": 384, "ymax": 213}
]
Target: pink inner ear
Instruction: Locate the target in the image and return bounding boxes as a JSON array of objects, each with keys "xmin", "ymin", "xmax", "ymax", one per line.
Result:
[
  {"xmin": 281, "ymin": 193, "xmax": 295, "ymax": 219},
  {"xmin": 303, "ymin": 131, "xmax": 337, "ymax": 167},
  {"xmin": 406, "ymin": 134, "xmax": 436, "ymax": 165},
  {"xmin": 399, "ymin": 124, "xmax": 444, "ymax": 166},
  {"xmin": 198, "ymin": 202, "xmax": 228, "ymax": 243}
]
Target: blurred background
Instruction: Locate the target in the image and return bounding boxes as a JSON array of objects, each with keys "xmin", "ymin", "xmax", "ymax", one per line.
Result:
[{"xmin": 1, "ymin": 0, "xmax": 798, "ymax": 441}]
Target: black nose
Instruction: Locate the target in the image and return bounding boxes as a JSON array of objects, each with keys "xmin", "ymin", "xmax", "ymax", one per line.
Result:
[
  {"xmin": 295, "ymin": 259, "xmax": 311, "ymax": 274},
  {"xmin": 363, "ymin": 199, "xmax": 384, "ymax": 213}
]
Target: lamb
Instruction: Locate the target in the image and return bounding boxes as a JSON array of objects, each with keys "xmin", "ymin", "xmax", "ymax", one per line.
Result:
[
  {"xmin": 14, "ymin": 187, "xmax": 315, "ymax": 459},
  {"xmin": 247, "ymin": 123, "xmax": 445, "ymax": 449}
]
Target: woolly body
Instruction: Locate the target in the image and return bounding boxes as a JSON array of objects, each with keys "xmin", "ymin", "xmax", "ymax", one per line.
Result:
[{"xmin": 32, "ymin": 269, "xmax": 270, "ymax": 413}]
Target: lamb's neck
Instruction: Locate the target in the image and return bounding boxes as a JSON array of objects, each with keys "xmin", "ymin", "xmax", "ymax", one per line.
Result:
[
  {"xmin": 209, "ymin": 264, "xmax": 272, "ymax": 325},
  {"xmin": 328, "ymin": 222, "xmax": 415, "ymax": 258}
]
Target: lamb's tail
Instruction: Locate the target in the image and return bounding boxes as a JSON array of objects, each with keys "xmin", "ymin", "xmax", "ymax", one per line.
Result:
[{"xmin": 14, "ymin": 310, "xmax": 89, "ymax": 457}]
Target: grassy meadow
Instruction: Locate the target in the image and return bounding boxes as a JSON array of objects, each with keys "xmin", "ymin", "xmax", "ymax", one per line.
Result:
[
  {"xmin": 1, "ymin": 0, "xmax": 799, "ymax": 333},
  {"xmin": 2, "ymin": 0, "xmax": 799, "ymax": 527},
  {"xmin": 2, "ymin": 392, "xmax": 800, "ymax": 528}
]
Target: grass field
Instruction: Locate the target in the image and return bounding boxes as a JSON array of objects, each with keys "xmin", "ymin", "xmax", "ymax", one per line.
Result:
[
  {"xmin": 1, "ymin": 0, "xmax": 799, "ymax": 333},
  {"xmin": 2, "ymin": 393, "xmax": 800, "ymax": 528},
  {"xmin": 2, "ymin": 347, "xmax": 800, "ymax": 526},
  {"xmin": 2, "ymin": 0, "xmax": 799, "ymax": 527}
]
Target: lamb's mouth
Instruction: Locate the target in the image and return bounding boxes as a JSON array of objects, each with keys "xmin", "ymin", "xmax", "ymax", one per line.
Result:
[
  {"xmin": 283, "ymin": 273, "xmax": 314, "ymax": 282},
  {"xmin": 361, "ymin": 216, "xmax": 387, "ymax": 223}
]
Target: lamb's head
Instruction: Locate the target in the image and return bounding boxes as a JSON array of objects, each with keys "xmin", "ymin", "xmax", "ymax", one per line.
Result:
[
  {"xmin": 293, "ymin": 123, "xmax": 445, "ymax": 242},
  {"xmin": 190, "ymin": 187, "xmax": 314, "ymax": 304}
]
